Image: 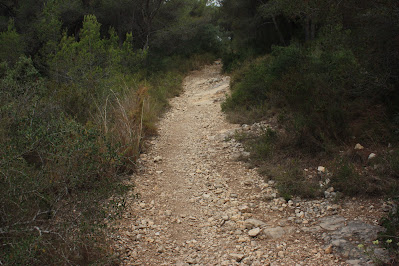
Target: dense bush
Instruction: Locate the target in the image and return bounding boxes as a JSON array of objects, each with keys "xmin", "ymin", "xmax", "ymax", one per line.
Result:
[
  {"xmin": 223, "ymin": 43, "xmax": 363, "ymax": 151},
  {"xmin": 0, "ymin": 20, "xmax": 24, "ymax": 65},
  {"xmin": 223, "ymin": 23, "xmax": 399, "ymax": 198},
  {"xmin": 0, "ymin": 56, "xmax": 126, "ymax": 264}
]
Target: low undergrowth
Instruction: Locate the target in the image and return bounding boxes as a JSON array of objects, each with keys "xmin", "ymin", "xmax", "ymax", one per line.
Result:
[
  {"xmin": 223, "ymin": 41, "xmax": 399, "ymax": 200},
  {"xmin": 274, "ymin": 162, "xmax": 322, "ymax": 200}
]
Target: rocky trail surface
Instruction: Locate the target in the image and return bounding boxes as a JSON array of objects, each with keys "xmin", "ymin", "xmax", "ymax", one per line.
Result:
[{"xmin": 113, "ymin": 62, "xmax": 391, "ymax": 265}]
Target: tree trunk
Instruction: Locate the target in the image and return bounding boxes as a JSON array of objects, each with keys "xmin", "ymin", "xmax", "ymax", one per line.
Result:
[
  {"xmin": 144, "ymin": 32, "xmax": 150, "ymax": 50},
  {"xmin": 310, "ymin": 20, "xmax": 316, "ymax": 40},
  {"xmin": 305, "ymin": 17, "xmax": 310, "ymax": 41},
  {"xmin": 141, "ymin": 0, "xmax": 164, "ymax": 50},
  {"xmin": 305, "ymin": 16, "xmax": 316, "ymax": 41},
  {"xmin": 272, "ymin": 16, "xmax": 286, "ymax": 46}
]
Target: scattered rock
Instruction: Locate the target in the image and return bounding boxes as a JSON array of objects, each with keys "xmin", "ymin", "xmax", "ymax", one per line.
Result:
[
  {"xmin": 241, "ymin": 151, "xmax": 251, "ymax": 158},
  {"xmin": 222, "ymin": 215, "xmax": 229, "ymax": 221},
  {"xmin": 336, "ymin": 221, "xmax": 384, "ymax": 242},
  {"xmin": 153, "ymin": 156, "xmax": 163, "ymax": 162},
  {"xmin": 248, "ymin": 227, "xmax": 261, "ymax": 237},
  {"xmin": 176, "ymin": 262, "xmax": 189, "ymax": 266},
  {"xmin": 238, "ymin": 205, "xmax": 250, "ymax": 213},
  {"xmin": 368, "ymin": 153, "xmax": 377, "ymax": 160},
  {"xmin": 331, "ymin": 239, "xmax": 347, "ymax": 247},
  {"xmin": 325, "ymin": 245, "xmax": 333, "ymax": 254},
  {"xmin": 346, "ymin": 260, "xmax": 362, "ymax": 265},
  {"xmin": 242, "ymin": 124, "xmax": 250, "ymax": 131},
  {"xmin": 243, "ymin": 180, "xmax": 253, "ymax": 186},
  {"xmin": 326, "ymin": 187, "xmax": 334, "ymax": 193},
  {"xmin": 354, "ymin": 144, "xmax": 364, "ymax": 150},
  {"xmin": 244, "ymin": 219, "xmax": 267, "ymax": 229},
  {"xmin": 319, "ymin": 216, "xmax": 346, "ymax": 231},
  {"xmin": 229, "ymin": 253, "xmax": 245, "ymax": 262},
  {"xmin": 185, "ymin": 257, "xmax": 197, "ymax": 264},
  {"xmin": 263, "ymin": 226, "xmax": 294, "ymax": 239}
]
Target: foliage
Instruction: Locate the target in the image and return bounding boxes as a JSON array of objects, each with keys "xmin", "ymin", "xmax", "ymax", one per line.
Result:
[
  {"xmin": 250, "ymin": 128, "xmax": 277, "ymax": 159},
  {"xmin": 222, "ymin": 0, "xmax": 399, "ymax": 198},
  {"xmin": 0, "ymin": 57, "xmax": 126, "ymax": 264},
  {"xmin": 0, "ymin": 20, "xmax": 24, "ymax": 65},
  {"xmin": 223, "ymin": 42, "xmax": 363, "ymax": 151},
  {"xmin": 49, "ymin": 15, "xmax": 146, "ymax": 122},
  {"xmin": 330, "ymin": 160, "xmax": 367, "ymax": 196},
  {"xmin": 379, "ymin": 198, "xmax": 399, "ymax": 264}
]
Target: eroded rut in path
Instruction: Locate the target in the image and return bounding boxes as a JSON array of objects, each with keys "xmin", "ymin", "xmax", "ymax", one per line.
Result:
[{"xmin": 113, "ymin": 62, "xmax": 385, "ymax": 265}]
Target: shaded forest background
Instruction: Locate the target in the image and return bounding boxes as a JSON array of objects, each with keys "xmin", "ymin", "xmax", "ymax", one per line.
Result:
[{"xmin": 1, "ymin": 0, "xmax": 399, "ymax": 264}]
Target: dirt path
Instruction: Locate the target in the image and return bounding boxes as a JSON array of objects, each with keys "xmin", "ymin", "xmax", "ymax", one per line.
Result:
[{"xmin": 113, "ymin": 62, "xmax": 385, "ymax": 265}]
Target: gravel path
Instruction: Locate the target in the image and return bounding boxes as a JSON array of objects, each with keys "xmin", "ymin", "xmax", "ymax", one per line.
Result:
[{"xmin": 113, "ymin": 62, "xmax": 387, "ymax": 265}]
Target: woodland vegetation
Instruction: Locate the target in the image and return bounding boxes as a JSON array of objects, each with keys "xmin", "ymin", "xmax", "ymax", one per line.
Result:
[
  {"xmin": 220, "ymin": 0, "xmax": 399, "ymax": 194},
  {"xmin": 220, "ymin": 0, "xmax": 399, "ymax": 260},
  {"xmin": 1, "ymin": 0, "xmax": 399, "ymax": 264},
  {"xmin": 0, "ymin": 0, "xmax": 220, "ymax": 264}
]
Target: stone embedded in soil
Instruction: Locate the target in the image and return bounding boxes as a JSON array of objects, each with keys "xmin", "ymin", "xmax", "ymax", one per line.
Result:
[
  {"xmin": 229, "ymin": 253, "xmax": 245, "ymax": 262},
  {"xmin": 238, "ymin": 205, "xmax": 250, "ymax": 213},
  {"xmin": 319, "ymin": 216, "xmax": 346, "ymax": 231},
  {"xmin": 325, "ymin": 245, "xmax": 333, "ymax": 254},
  {"xmin": 248, "ymin": 227, "xmax": 261, "ymax": 237},
  {"xmin": 263, "ymin": 226, "xmax": 294, "ymax": 239},
  {"xmin": 346, "ymin": 260, "xmax": 362, "ymax": 265},
  {"xmin": 153, "ymin": 156, "xmax": 163, "ymax": 162},
  {"xmin": 244, "ymin": 219, "xmax": 267, "ymax": 229}
]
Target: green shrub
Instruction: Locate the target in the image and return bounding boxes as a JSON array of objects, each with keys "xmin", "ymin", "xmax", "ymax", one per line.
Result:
[
  {"xmin": 251, "ymin": 128, "xmax": 277, "ymax": 159},
  {"xmin": 0, "ymin": 56, "xmax": 127, "ymax": 265},
  {"xmin": 49, "ymin": 15, "xmax": 146, "ymax": 122},
  {"xmin": 223, "ymin": 45, "xmax": 304, "ymax": 110},
  {"xmin": 0, "ymin": 20, "xmax": 24, "ymax": 65},
  {"xmin": 222, "ymin": 51, "xmax": 243, "ymax": 73},
  {"xmin": 330, "ymin": 160, "xmax": 368, "ymax": 196}
]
